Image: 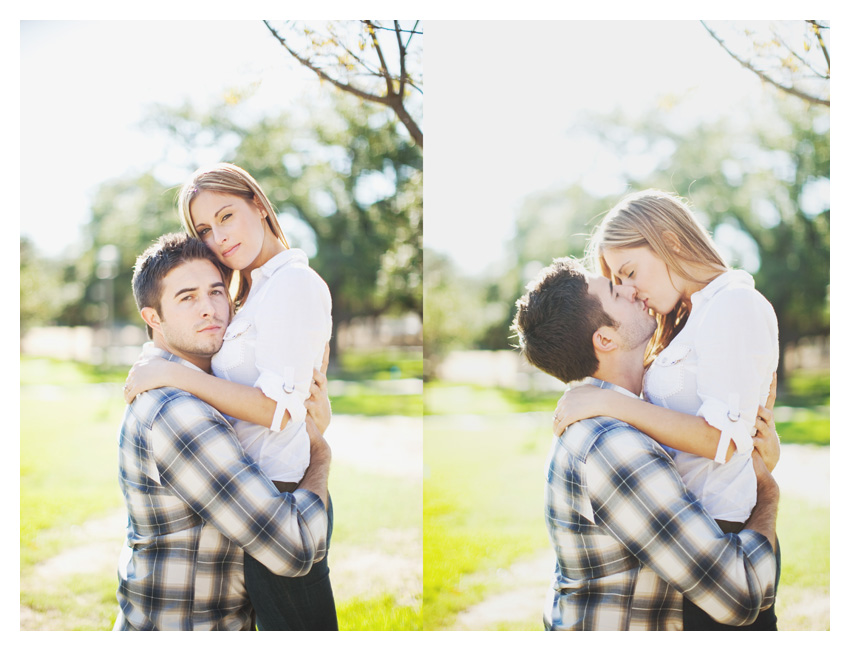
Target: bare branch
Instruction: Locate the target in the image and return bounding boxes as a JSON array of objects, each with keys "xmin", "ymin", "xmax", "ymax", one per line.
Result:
[
  {"xmin": 701, "ymin": 21, "xmax": 829, "ymax": 107},
  {"xmin": 264, "ymin": 20, "xmax": 388, "ymax": 106}
]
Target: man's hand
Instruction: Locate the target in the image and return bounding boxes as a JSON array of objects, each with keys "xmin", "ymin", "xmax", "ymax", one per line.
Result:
[
  {"xmin": 305, "ymin": 367, "xmax": 331, "ymax": 435},
  {"xmin": 753, "ymin": 373, "xmax": 780, "ymax": 472}
]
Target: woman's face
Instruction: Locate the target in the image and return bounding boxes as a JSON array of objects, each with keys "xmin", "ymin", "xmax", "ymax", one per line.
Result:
[
  {"xmin": 190, "ymin": 191, "xmax": 269, "ymax": 272},
  {"xmin": 602, "ymin": 246, "xmax": 686, "ymax": 316}
]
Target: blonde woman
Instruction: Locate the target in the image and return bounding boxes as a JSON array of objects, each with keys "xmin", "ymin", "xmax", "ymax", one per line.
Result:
[
  {"xmin": 124, "ymin": 163, "xmax": 337, "ymax": 630},
  {"xmin": 552, "ymin": 189, "xmax": 781, "ymax": 630}
]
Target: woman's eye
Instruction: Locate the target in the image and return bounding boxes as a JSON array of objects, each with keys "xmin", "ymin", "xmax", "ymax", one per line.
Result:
[
  {"xmin": 198, "ymin": 227, "xmax": 210, "ymax": 237},
  {"xmin": 221, "ymin": 213, "xmax": 232, "ymax": 221}
]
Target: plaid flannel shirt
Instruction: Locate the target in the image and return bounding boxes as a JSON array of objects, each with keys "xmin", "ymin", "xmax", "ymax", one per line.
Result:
[
  {"xmin": 544, "ymin": 378, "xmax": 776, "ymax": 631},
  {"xmin": 114, "ymin": 347, "xmax": 328, "ymax": 631}
]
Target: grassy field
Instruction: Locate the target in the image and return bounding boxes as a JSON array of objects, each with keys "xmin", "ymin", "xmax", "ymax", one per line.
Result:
[
  {"xmin": 423, "ymin": 369, "xmax": 830, "ymax": 631},
  {"xmin": 20, "ymin": 351, "xmax": 422, "ymax": 631}
]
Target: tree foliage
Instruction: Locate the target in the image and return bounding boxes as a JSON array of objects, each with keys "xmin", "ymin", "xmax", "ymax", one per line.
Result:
[
  {"xmin": 52, "ymin": 93, "xmax": 422, "ymax": 362},
  {"xmin": 265, "ymin": 20, "xmax": 423, "ymax": 148},
  {"xmin": 483, "ymin": 91, "xmax": 828, "ymax": 388}
]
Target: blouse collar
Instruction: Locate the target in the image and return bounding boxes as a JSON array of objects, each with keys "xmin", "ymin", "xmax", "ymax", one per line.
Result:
[
  {"xmin": 250, "ymin": 248, "xmax": 310, "ymax": 282},
  {"xmin": 690, "ymin": 269, "xmax": 754, "ymax": 311}
]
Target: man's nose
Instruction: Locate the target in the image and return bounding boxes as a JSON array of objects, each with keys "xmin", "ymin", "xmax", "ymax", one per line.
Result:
[{"xmin": 621, "ymin": 285, "xmax": 638, "ymax": 301}]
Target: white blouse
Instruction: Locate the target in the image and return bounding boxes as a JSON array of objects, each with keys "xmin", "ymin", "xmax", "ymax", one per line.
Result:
[
  {"xmin": 642, "ymin": 270, "xmax": 778, "ymax": 522},
  {"xmin": 211, "ymin": 248, "xmax": 332, "ymax": 482}
]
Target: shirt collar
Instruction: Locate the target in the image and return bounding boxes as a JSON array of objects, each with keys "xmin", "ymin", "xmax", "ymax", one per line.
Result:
[
  {"xmin": 691, "ymin": 269, "xmax": 754, "ymax": 310},
  {"xmin": 250, "ymin": 248, "xmax": 309, "ymax": 282},
  {"xmin": 583, "ymin": 376, "xmax": 640, "ymax": 400},
  {"xmin": 141, "ymin": 341, "xmax": 206, "ymax": 373}
]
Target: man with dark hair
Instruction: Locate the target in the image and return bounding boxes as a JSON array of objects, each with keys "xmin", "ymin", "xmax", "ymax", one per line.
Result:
[
  {"xmin": 114, "ymin": 233, "xmax": 332, "ymax": 630},
  {"xmin": 512, "ymin": 257, "xmax": 779, "ymax": 630}
]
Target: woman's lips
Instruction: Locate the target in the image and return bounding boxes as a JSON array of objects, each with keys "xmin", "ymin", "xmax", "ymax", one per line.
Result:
[{"xmin": 222, "ymin": 243, "xmax": 240, "ymax": 258}]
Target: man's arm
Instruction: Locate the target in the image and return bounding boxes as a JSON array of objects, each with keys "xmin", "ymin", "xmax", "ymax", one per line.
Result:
[
  {"xmin": 745, "ymin": 452, "xmax": 779, "ymax": 551},
  {"xmin": 587, "ymin": 426, "xmax": 777, "ymax": 627},
  {"xmin": 148, "ymin": 392, "xmax": 328, "ymax": 577},
  {"xmin": 297, "ymin": 418, "xmax": 331, "ymax": 507}
]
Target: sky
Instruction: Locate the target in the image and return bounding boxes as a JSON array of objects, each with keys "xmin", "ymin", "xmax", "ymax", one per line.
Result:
[
  {"xmin": 424, "ymin": 20, "xmax": 831, "ymax": 276},
  {"xmin": 20, "ymin": 20, "xmax": 317, "ymax": 257}
]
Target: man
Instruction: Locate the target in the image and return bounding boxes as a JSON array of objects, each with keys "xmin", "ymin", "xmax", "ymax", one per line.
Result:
[
  {"xmin": 512, "ymin": 257, "xmax": 778, "ymax": 631},
  {"xmin": 114, "ymin": 233, "xmax": 332, "ymax": 630}
]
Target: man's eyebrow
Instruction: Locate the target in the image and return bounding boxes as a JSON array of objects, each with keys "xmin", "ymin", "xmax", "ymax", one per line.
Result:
[
  {"xmin": 608, "ymin": 280, "xmax": 614, "ymax": 296},
  {"xmin": 173, "ymin": 286, "xmax": 199, "ymax": 298}
]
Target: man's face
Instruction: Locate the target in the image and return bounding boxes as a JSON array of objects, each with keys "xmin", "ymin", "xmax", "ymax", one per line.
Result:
[
  {"xmin": 586, "ymin": 274, "xmax": 657, "ymax": 351},
  {"xmin": 151, "ymin": 259, "xmax": 231, "ymax": 366}
]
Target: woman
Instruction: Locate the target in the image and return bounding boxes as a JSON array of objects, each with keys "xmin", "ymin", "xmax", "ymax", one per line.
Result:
[
  {"xmin": 553, "ymin": 189, "xmax": 781, "ymax": 630},
  {"xmin": 124, "ymin": 163, "xmax": 337, "ymax": 631}
]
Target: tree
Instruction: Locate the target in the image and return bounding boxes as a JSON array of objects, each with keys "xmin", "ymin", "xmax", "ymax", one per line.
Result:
[
  {"xmin": 530, "ymin": 92, "xmax": 829, "ymax": 388},
  {"xmin": 264, "ymin": 20, "xmax": 423, "ymax": 148},
  {"xmin": 702, "ymin": 20, "xmax": 830, "ymax": 107}
]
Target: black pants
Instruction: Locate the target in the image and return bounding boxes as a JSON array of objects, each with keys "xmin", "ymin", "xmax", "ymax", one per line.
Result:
[
  {"xmin": 683, "ymin": 520, "xmax": 780, "ymax": 631},
  {"xmin": 244, "ymin": 493, "xmax": 338, "ymax": 631}
]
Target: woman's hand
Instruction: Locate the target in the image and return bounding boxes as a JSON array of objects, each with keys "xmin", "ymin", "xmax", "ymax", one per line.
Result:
[
  {"xmin": 553, "ymin": 384, "xmax": 610, "ymax": 435},
  {"xmin": 305, "ymin": 367, "xmax": 332, "ymax": 435},
  {"xmin": 752, "ymin": 373, "xmax": 780, "ymax": 472},
  {"xmin": 124, "ymin": 356, "xmax": 180, "ymax": 403}
]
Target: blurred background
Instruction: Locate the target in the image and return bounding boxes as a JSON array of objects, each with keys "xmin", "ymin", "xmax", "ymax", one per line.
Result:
[
  {"xmin": 423, "ymin": 20, "xmax": 829, "ymax": 631},
  {"xmin": 20, "ymin": 20, "xmax": 423, "ymax": 630}
]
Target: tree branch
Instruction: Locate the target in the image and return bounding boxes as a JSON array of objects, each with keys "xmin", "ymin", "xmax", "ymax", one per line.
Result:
[
  {"xmin": 264, "ymin": 20, "xmax": 389, "ymax": 106},
  {"xmin": 701, "ymin": 21, "xmax": 829, "ymax": 107}
]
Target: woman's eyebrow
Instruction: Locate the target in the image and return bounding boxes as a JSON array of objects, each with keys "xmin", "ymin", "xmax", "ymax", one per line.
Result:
[{"xmin": 214, "ymin": 204, "xmax": 233, "ymax": 218}]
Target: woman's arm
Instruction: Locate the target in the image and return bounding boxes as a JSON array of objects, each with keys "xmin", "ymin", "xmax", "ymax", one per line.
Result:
[
  {"xmin": 126, "ymin": 356, "xmax": 284, "ymax": 429},
  {"xmin": 554, "ymin": 385, "xmax": 735, "ymax": 461},
  {"xmin": 125, "ymin": 342, "xmax": 332, "ymax": 432}
]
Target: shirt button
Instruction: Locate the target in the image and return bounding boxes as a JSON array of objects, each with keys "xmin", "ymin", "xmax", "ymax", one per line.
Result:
[{"xmin": 727, "ymin": 410, "xmax": 740, "ymax": 422}]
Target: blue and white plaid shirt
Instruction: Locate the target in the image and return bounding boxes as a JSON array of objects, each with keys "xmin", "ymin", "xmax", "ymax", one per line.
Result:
[
  {"xmin": 114, "ymin": 346, "xmax": 328, "ymax": 631},
  {"xmin": 544, "ymin": 378, "xmax": 776, "ymax": 630}
]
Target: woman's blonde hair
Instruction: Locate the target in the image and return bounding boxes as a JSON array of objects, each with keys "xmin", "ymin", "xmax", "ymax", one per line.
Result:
[
  {"xmin": 177, "ymin": 162, "xmax": 289, "ymax": 306},
  {"xmin": 587, "ymin": 189, "xmax": 728, "ymax": 363}
]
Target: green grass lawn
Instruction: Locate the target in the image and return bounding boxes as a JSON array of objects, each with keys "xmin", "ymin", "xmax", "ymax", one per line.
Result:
[{"xmin": 20, "ymin": 353, "xmax": 422, "ymax": 631}]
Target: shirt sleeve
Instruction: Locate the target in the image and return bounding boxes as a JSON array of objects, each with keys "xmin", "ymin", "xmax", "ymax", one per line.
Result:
[
  {"xmin": 586, "ymin": 426, "xmax": 776, "ymax": 626},
  {"xmin": 253, "ymin": 266, "xmax": 332, "ymax": 432},
  {"xmin": 693, "ymin": 288, "xmax": 779, "ymax": 463},
  {"xmin": 148, "ymin": 391, "xmax": 328, "ymax": 576}
]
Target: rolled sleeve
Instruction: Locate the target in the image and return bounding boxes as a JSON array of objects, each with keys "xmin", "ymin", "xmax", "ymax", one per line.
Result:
[
  {"xmin": 588, "ymin": 426, "xmax": 776, "ymax": 625},
  {"xmin": 693, "ymin": 288, "xmax": 779, "ymax": 464},
  {"xmin": 149, "ymin": 392, "xmax": 327, "ymax": 576},
  {"xmin": 252, "ymin": 265, "xmax": 332, "ymax": 432}
]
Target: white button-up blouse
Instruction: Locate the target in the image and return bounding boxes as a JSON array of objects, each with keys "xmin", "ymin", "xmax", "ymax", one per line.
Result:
[
  {"xmin": 642, "ymin": 270, "xmax": 779, "ymax": 522},
  {"xmin": 211, "ymin": 249, "xmax": 332, "ymax": 482}
]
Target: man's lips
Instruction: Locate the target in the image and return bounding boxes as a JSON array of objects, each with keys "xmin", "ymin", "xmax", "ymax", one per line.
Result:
[
  {"xmin": 198, "ymin": 323, "xmax": 223, "ymax": 334},
  {"xmin": 222, "ymin": 243, "xmax": 240, "ymax": 257}
]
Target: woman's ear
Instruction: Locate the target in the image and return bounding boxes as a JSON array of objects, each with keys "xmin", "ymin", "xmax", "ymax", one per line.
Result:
[
  {"xmin": 253, "ymin": 195, "xmax": 267, "ymax": 218},
  {"xmin": 661, "ymin": 230, "xmax": 682, "ymax": 254}
]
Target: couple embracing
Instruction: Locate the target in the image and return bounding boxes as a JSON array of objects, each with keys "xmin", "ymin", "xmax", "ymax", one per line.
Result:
[
  {"xmin": 114, "ymin": 163, "xmax": 338, "ymax": 631},
  {"xmin": 513, "ymin": 189, "xmax": 782, "ymax": 631}
]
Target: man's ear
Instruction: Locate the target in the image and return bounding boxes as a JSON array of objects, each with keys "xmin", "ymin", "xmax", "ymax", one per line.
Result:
[
  {"xmin": 140, "ymin": 307, "xmax": 163, "ymax": 335},
  {"xmin": 591, "ymin": 326, "xmax": 619, "ymax": 354},
  {"xmin": 661, "ymin": 230, "xmax": 682, "ymax": 254}
]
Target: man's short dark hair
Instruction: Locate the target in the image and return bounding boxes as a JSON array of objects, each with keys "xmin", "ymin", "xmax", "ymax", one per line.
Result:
[
  {"xmin": 132, "ymin": 233, "xmax": 227, "ymax": 338},
  {"xmin": 511, "ymin": 257, "xmax": 615, "ymax": 384}
]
